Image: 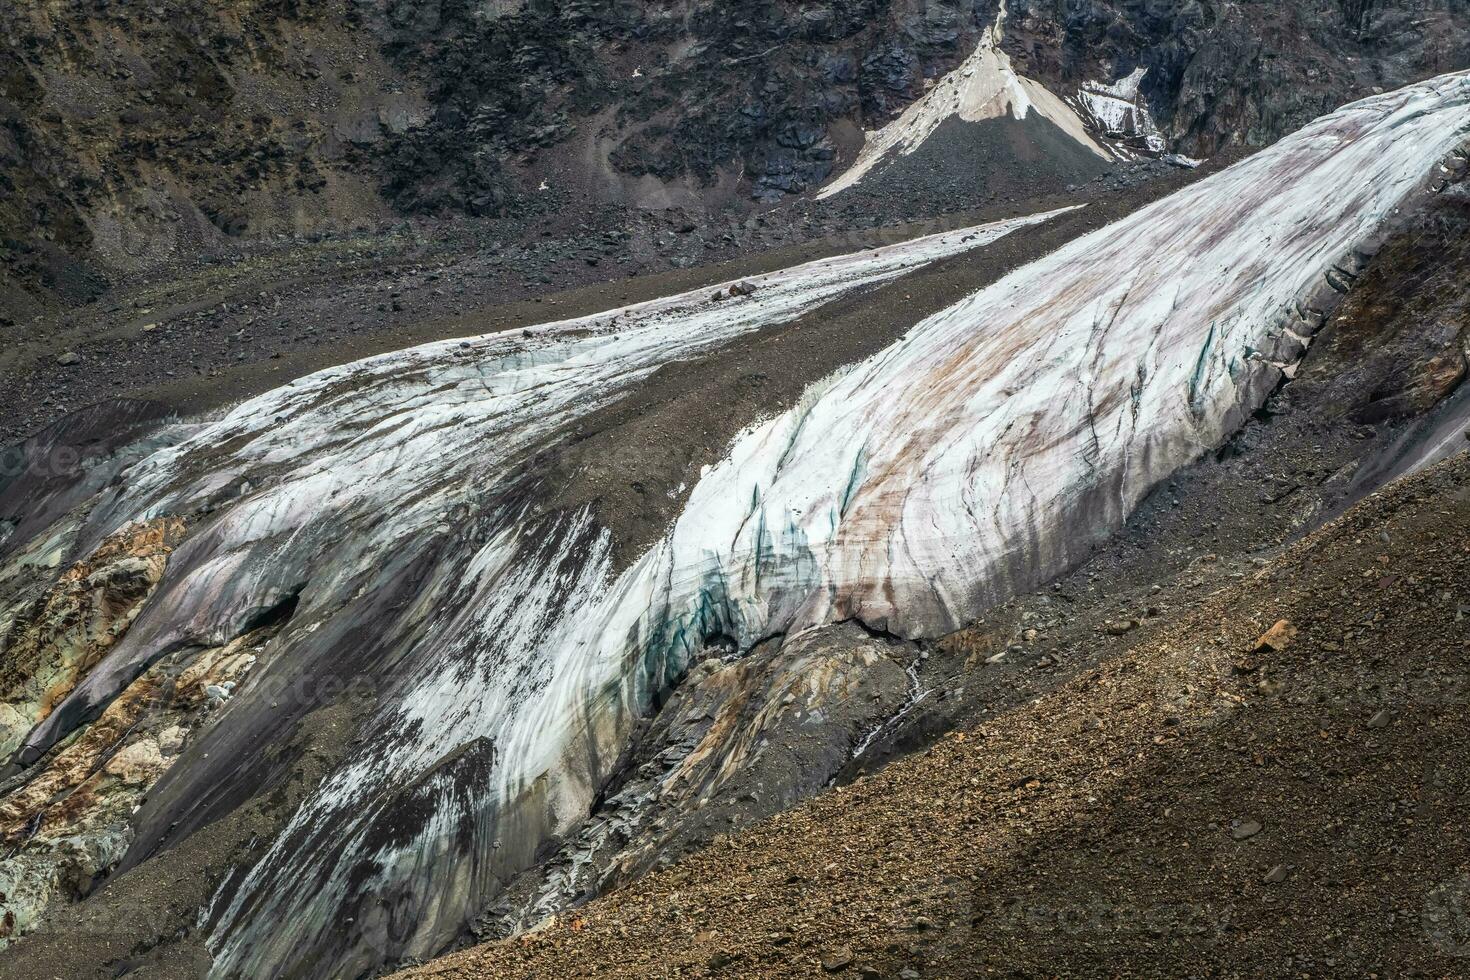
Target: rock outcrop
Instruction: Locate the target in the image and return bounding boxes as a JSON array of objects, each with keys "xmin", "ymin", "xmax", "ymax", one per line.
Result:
[
  {"xmin": 4, "ymin": 0, "xmax": 1464, "ymax": 316},
  {"xmin": 0, "ymin": 515, "xmax": 282, "ymax": 948}
]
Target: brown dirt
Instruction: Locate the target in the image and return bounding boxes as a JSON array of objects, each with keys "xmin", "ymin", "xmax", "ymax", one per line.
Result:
[{"xmin": 399, "ymin": 449, "xmax": 1470, "ymax": 979}]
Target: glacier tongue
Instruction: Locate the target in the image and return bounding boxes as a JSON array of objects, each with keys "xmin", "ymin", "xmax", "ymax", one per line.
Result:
[
  {"xmin": 0, "ymin": 211, "xmax": 1063, "ymax": 976},
  {"xmin": 655, "ymin": 72, "xmax": 1470, "ymax": 643},
  {"xmin": 2, "ymin": 70, "xmax": 1468, "ymax": 980},
  {"xmin": 212, "ymin": 70, "xmax": 1469, "ymax": 977}
]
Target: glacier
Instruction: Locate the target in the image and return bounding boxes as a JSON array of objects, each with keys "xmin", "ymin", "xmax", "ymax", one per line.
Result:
[
  {"xmin": 0, "ymin": 212, "xmax": 1064, "ymax": 974},
  {"xmin": 0, "ymin": 69, "xmax": 1467, "ymax": 979}
]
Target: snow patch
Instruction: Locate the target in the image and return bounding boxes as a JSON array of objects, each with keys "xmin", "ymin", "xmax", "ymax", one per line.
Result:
[
  {"xmin": 818, "ymin": 1, "xmax": 1110, "ymax": 199},
  {"xmin": 1078, "ymin": 66, "xmax": 1168, "ymax": 154}
]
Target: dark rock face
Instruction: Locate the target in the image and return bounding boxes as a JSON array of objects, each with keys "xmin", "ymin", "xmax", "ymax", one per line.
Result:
[
  {"xmin": 595, "ymin": 0, "xmax": 984, "ymax": 200},
  {"xmin": 373, "ymin": 0, "xmax": 596, "ymax": 217},
  {"xmin": 375, "ymin": 0, "xmax": 1470, "ymax": 209},
  {"xmin": 1005, "ymin": 0, "xmax": 1470, "ymax": 155},
  {"xmin": 0, "ymin": 0, "xmax": 395, "ymax": 318},
  {"xmin": 3, "ymin": 0, "xmax": 1465, "ymax": 317},
  {"xmin": 370, "ymin": 0, "xmax": 1001, "ymax": 207}
]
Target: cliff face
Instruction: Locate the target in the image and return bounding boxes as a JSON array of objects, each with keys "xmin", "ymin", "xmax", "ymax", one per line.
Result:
[
  {"xmin": 372, "ymin": 0, "xmax": 1470, "ymax": 207},
  {"xmin": 3, "ymin": 0, "xmax": 1465, "ymax": 316}
]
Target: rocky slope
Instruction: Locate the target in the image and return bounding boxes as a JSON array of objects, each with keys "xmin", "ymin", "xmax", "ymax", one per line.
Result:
[
  {"xmin": 0, "ymin": 0, "xmax": 401, "ymax": 319},
  {"xmin": 4, "ymin": 0, "xmax": 1465, "ymax": 320}
]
